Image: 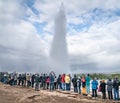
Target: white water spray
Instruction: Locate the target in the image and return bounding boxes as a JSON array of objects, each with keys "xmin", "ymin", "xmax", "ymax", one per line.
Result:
[{"xmin": 49, "ymin": 3, "xmax": 69, "ymax": 74}]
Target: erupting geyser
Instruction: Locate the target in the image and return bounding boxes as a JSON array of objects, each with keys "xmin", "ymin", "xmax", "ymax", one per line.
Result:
[{"xmin": 50, "ymin": 3, "xmax": 69, "ymax": 73}]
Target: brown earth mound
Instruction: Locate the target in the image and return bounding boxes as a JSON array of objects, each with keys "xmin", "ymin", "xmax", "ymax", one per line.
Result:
[{"xmin": 0, "ymin": 83, "xmax": 114, "ymax": 103}]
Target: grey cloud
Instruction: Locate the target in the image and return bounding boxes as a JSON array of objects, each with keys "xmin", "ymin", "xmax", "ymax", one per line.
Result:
[
  {"xmin": 69, "ymin": 54, "xmax": 98, "ymax": 73},
  {"xmin": 70, "ymin": 63, "xmax": 98, "ymax": 73},
  {"xmin": 69, "ymin": 54, "xmax": 120, "ymax": 73},
  {"xmin": 0, "ymin": 0, "xmax": 50, "ymax": 73},
  {"xmin": 0, "ymin": 44, "xmax": 49, "ymax": 73}
]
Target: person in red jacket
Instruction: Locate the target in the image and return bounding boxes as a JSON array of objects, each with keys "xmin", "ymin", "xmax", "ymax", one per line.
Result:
[{"xmin": 61, "ymin": 74, "xmax": 65, "ymax": 90}]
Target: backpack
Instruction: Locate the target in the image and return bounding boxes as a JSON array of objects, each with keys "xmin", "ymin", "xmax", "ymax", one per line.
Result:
[
  {"xmin": 98, "ymin": 86, "xmax": 101, "ymax": 92},
  {"xmin": 77, "ymin": 79, "xmax": 81, "ymax": 87}
]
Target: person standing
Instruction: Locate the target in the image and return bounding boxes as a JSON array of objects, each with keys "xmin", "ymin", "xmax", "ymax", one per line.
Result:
[
  {"xmin": 46, "ymin": 76, "xmax": 50, "ymax": 89},
  {"xmin": 113, "ymin": 76, "xmax": 120, "ymax": 101},
  {"xmin": 18, "ymin": 74, "xmax": 22, "ymax": 85},
  {"xmin": 100, "ymin": 80, "xmax": 106, "ymax": 100},
  {"xmin": 72, "ymin": 75, "xmax": 78, "ymax": 92},
  {"xmin": 35, "ymin": 74, "xmax": 40, "ymax": 91},
  {"xmin": 31, "ymin": 74, "xmax": 35, "ymax": 88},
  {"xmin": 107, "ymin": 78, "xmax": 113, "ymax": 100},
  {"xmin": 65, "ymin": 74, "xmax": 71, "ymax": 91},
  {"xmin": 86, "ymin": 74, "xmax": 91, "ymax": 94},
  {"xmin": 49, "ymin": 73, "xmax": 55, "ymax": 91},
  {"xmin": 54, "ymin": 76, "xmax": 57, "ymax": 90},
  {"xmin": 81, "ymin": 76, "xmax": 86, "ymax": 94},
  {"xmin": 61, "ymin": 74, "xmax": 65, "ymax": 91},
  {"xmin": 91, "ymin": 77, "xmax": 98, "ymax": 99},
  {"xmin": 26, "ymin": 74, "xmax": 30, "ymax": 87},
  {"xmin": 57, "ymin": 75, "xmax": 62, "ymax": 90},
  {"xmin": 42, "ymin": 74, "xmax": 47, "ymax": 90},
  {"xmin": 77, "ymin": 77, "xmax": 81, "ymax": 94}
]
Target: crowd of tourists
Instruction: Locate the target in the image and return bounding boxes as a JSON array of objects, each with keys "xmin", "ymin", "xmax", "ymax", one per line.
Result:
[{"xmin": 0, "ymin": 72, "xmax": 120, "ymax": 101}]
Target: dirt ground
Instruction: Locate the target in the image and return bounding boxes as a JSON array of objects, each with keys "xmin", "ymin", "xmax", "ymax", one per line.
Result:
[{"xmin": 0, "ymin": 83, "xmax": 114, "ymax": 103}]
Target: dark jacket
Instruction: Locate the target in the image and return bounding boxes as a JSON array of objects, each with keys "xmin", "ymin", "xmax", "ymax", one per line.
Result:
[
  {"xmin": 31, "ymin": 74, "xmax": 35, "ymax": 81},
  {"xmin": 35, "ymin": 75, "xmax": 40, "ymax": 83},
  {"xmin": 49, "ymin": 74, "xmax": 54, "ymax": 83},
  {"xmin": 100, "ymin": 82, "xmax": 106, "ymax": 93},
  {"xmin": 113, "ymin": 79, "xmax": 120, "ymax": 90},
  {"xmin": 72, "ymin": 77, "xmax": 77, "ymax": 87},
  {"xmin": 81, "ymin": 78, "xmax": 86, "ymax": 87},
  {"xmin": 77, "ymin": 78, "xmax": 81, "ymax": 87},
  {"xmin": 57, "ymin": 75, "xmax": 61, "ymax": 84},
  {"xmin": 42, "ymin": 75, "xmax": 47, "ymax": 83}
]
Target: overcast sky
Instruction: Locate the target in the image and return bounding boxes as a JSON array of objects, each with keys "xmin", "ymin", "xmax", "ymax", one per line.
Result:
[{"xmin": 0, "ymin": 0, "xmax": 120, "ymax": 73}]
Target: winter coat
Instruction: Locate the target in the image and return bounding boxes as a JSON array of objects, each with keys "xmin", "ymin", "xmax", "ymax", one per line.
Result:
[
  {"xmin": 113, "ymin": 79, "xmax": 120, "ymax": 90},
  {"xmin": 86, "ymin": 76, "xmax": 91, "ymax": 85},
  {"xmin": 107, "ymin": 80, "xmax": 113, "ymax": 91},
  {"xmin": 46, "ymin": 77, "xmax": 50, "ymax": 83},
  {"xmin": 49, "ymin": 75, "xmax": 54, "ymax": 83},
  {"xmin": 81, "ymin": 78, "xmax": 86, "ymax": 87},
  {"xmin": 35, "ymin": 75, "xmax": 40, "ymax": 83},
  {"xmin": 42, "ymin": 75, "xmax": 47, "ymax": 83},
  {"xmin": 72, "ymin": 77, "xmax": 77, "ymax": 87},
  {"xmin": 92, "ymin": 80, "xmax": 98, "ymax": 90},
  {"xmin": 61, "ymin": 74, "xmax": 65, "ymax": 83},
  {"xmin": 100, "ymin": 82, "xmax": 106, "ymax": 93},
  {"xmin": 31, "ymin": 75, "xmax": 35, "ymax": 82},
  {"xmin": 57, "ymin": 76, "xmax": 61, "ymax": 84},
  {"xmin": 77, "ymin": 78, "xmax": 81, "ymax": 87},
  {"xmin": 65, "ymin": 75, "xmax": 70, "ymax": 84},
  {"xmin": 26, "ymin": 75, "xmax": 30, "ymax": 81}
]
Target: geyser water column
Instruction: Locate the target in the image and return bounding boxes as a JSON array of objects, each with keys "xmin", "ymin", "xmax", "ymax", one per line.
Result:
[{"xmin": 50, "ymin": 3, "xmax": 69, "ymax": 73}]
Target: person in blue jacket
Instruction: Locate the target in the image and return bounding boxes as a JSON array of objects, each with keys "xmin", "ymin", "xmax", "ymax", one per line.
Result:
[
  {"xmin": 91, "ymin": 77, "xmax": 98, "ymax": 99},
  {"xmin": 113, "ymin": 76, "xmax": 120, "ymax": 101},
  {"xmin": 49, "ymin": 72, "xmax": 55, "ymax": 91}
]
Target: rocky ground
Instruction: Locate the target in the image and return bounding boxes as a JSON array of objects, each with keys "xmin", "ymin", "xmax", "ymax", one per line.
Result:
[{"xmin": 0, "ymin": 83, "xmax": 115, "ymax": 103}]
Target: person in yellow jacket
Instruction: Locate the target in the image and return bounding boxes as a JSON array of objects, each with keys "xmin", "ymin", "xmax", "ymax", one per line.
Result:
[
  {"xmin": 26, "ymin": 74, "xmax": 31, "ymax": 87},
  {"xmin": 65, "ymin": 74, "xmax": 71, "ymax": 91}
]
